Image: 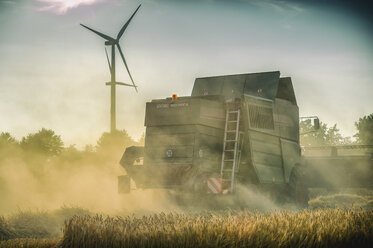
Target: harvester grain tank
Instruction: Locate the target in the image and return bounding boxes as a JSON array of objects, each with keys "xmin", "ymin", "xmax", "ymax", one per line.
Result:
[{"xmin": 120, "ymin": 71, "xmax": 310, "ymax": 206}]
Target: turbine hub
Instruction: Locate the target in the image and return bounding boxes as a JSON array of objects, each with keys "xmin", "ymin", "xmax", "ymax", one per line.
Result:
[{"xmin": 105, "ymin": 40, "xmax": 116, "ymax": 46}]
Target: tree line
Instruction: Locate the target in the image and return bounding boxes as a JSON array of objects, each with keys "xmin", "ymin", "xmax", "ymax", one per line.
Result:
[
  {"xmin": 0, "ymin": 128, "xmax": 144, "ymax": 167},
  {"xmin": 0, "ymin": 113, "xmax": 372, "ymax": 161},
  {"xmin": 300, "ymin": 113, "xmax": 373, "ymax": 146}
]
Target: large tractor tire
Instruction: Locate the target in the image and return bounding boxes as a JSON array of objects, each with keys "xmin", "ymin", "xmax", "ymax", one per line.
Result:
[{"xmin": 289, "ymin": 164, "xmax": 309, "ymax": 208}]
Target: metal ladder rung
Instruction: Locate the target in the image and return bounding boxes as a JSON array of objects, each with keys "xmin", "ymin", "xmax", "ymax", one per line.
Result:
[
  {"xmin": 220, "ymin": 105, "xmax": 242, "ymax": 193},
  {"xmin": 226, "ymin": 128, "xmax": 237, "ymax": 131}
]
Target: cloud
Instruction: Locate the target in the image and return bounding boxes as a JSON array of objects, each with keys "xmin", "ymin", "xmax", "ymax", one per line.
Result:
[
  {"xmin": 0, "ymin": 0, "xmax": 17, "ymax": 4},
  {"xmin": 36, "ymin": 0, "xmax": 106, "ymax": 14},
  {"xmin": 247, "ymin": 0, "xmax": 304, "ymax": 13}
]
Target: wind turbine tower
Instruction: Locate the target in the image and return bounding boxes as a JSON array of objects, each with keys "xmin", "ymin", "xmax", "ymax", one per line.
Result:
[{"xmin": 81, "ymin": 4, "xmax": 141, "ymax": 132}]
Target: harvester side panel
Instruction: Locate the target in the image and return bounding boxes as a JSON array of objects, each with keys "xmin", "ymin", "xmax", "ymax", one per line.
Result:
[
  {"xmin": 248, "ymin": 130, "xmax": 284, "ymax": 183},
  {"xmin": 280, "ymin": 139, "xmax": 301, "ymax": 182},
  {"xmin": 243, "ymin": 95, "xmax": 284, "ymax": 184},
  {"xmin": 275, "ymin": 98, "xmax": 299, "ymax": 143}
]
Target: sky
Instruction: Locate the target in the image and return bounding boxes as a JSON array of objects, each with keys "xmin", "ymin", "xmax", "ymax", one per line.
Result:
[{"xmin": 0, "ymin": 0, "xmax": 372, "ymax": 147}]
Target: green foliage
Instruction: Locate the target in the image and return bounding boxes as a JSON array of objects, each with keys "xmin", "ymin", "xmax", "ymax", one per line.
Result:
[
  {"xmin": 0, "ymin": 133, "xmax": 17, "ymax": 148},
  {"xmin": 57, "ymin": 145, "xmax": 82, "ymax": 162},
  {"xmin": 96, "ymin": 129, "xmax": 136, "ymax": 155},
  {"xmin": 20, "ymin": 129, "xmax": 64, "ymax": 157},
  {"xmin": 83, "ymin": 145, "xmax": 95, "ymax": 154},
  {"xmin": 300, "ymin": 120, "xmax": 351, "ymax": 146},
  {"xmin": 0, "ymin": 133, "xmax": 21, "ymax": 160},
  {"xmin": 354, "ymin": 113, "xmax": 373, "ymax": 145}
]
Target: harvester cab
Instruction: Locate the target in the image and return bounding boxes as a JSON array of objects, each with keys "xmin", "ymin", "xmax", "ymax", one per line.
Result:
[{"xmin": 119, "ymin": 71, "xmax": 307, "ymax": 205}]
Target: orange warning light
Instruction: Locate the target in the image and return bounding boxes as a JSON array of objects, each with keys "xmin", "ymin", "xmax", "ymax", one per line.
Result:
[{"xmin": 172, "ymin": 94, "xmax": 178, "ymax": 100}]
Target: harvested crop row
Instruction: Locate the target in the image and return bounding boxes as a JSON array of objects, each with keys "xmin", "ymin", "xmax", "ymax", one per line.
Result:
[{"xmin": 61, "ymin": 209, "xmax": 373, "ymax": 248}]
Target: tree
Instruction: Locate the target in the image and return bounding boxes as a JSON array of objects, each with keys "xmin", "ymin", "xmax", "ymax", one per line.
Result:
[
  {"xmin": 0, "ymin": 132, "xmax": 18, "ymax": 148},
  {"xmin": 300, "ymin": 120, "xmax": 350, "ymax": 146},
  {"xmin": 0, "ymin": 132, "xmax": 20, "ymax": 160},
  {"xmin": 354, "ymin": 114, "xmax": 373, "ymax": 144},
  {"xmin": 325, "ymin": 124, "xmax": 351, "ymax": 145},
  {"xmin": 58, "ymin": 144, "xmax": 83, "ymax": 162},
  {"xmin": 21, "ymin": 128, "xmax": 64, "ymax": 156},
  {"xmin": 96, "ymin": 129, "xmax": 136, "ymax": 155}
]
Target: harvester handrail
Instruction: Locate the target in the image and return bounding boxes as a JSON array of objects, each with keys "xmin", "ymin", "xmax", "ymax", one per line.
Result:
[{"xmin": 303, "ymin": 145, "xmax": 373, "ymax": 150}]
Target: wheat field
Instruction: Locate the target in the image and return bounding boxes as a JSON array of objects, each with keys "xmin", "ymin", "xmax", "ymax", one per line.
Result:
[
  {"xmin": 58, "ymin": 209, "xmax": 373, "ymax": 248},
  {"xmin": 1, "ymin": 194, "xmax": 373, "ymax": 248}
]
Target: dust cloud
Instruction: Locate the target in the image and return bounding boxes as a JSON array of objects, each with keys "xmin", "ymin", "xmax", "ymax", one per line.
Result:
[
  {"xmin": 0, "ymin": 140, "xmax": 179, "ymax": 216},
  {"xmin": 0, "ymin": 151, "xmax": 286, "ymax": 216},
  {"xmin": 1, "ymin": 131, "xmax": 372, "ymax": 217}
]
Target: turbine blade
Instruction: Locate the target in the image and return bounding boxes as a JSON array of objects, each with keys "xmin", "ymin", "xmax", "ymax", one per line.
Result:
[
  {"xmin": 116, "ymin": 82, "xmax": 137, "ymax": 87},
  {"xmin": 116, "ymin": 4, "xmax": 141, "ymax": 40},
  {"xmin": 116, "ymin": 44, "xmax": 138, "ymax": 92},
  {"xmin": 80, "ymin": 24, "xmax": 115, "ymax": 42},
  {"xmin": 106, "ymin": 82, "xmax": 137, "ymax": 87},
  {"xmin": 105, "ymin": 47, "xmax": 111, "ymax": 71}
]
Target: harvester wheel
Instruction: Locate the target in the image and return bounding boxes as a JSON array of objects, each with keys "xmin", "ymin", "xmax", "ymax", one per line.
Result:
[{"xmin": 289, "ymin": 164, "xmax": 309, "ymax": 208}]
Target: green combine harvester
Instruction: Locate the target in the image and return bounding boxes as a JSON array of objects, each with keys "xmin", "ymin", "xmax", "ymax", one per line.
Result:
[{"xmin": 119, "ymin": 71, "xmax": 373, "ymax": 207}]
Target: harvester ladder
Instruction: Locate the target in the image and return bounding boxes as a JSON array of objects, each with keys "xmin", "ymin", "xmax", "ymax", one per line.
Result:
[{"xmin": 220, "ymin": 105, "xmax": 241, "ymax": 193}]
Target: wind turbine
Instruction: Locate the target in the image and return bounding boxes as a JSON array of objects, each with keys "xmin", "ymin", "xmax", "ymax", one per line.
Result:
[{"xmin": 81, "ymin": 4, "xmax": 141, "ymax": 133}]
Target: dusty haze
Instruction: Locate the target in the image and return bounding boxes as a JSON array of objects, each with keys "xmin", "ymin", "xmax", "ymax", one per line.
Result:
[{"xmin": 0, "ymin": 0, "xmax": 372, "ymax": 147}]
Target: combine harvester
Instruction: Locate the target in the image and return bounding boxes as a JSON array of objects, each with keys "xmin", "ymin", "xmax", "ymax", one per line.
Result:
[{"xmin": 119, "ymin": 71, "xmax": 373, "ymax": 207}]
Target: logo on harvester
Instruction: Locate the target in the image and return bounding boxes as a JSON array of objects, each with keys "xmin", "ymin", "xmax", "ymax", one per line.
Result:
[{"xmin": 166, "ymin": 149, "xmax": 173, "ymax": 158}]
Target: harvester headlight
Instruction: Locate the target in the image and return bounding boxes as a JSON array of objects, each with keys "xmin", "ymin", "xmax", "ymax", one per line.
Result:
[
  {"xmin": 166, "ymin": 149, "xmax": 173, "ymax": 158},
  {"xmin": 199, "ymin": 149, "xmax": 203, "ymax": 158}
]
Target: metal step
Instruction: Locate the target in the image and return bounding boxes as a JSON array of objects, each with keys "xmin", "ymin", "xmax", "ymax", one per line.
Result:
[{"xmin": 220, "ymin": 105, "xmax": 242, "ymax": 194}]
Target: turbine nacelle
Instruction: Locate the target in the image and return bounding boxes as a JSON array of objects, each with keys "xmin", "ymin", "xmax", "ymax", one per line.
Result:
[{"xmin": 105, "ymin": 40, "xmax": 117, "ymax": 46}]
